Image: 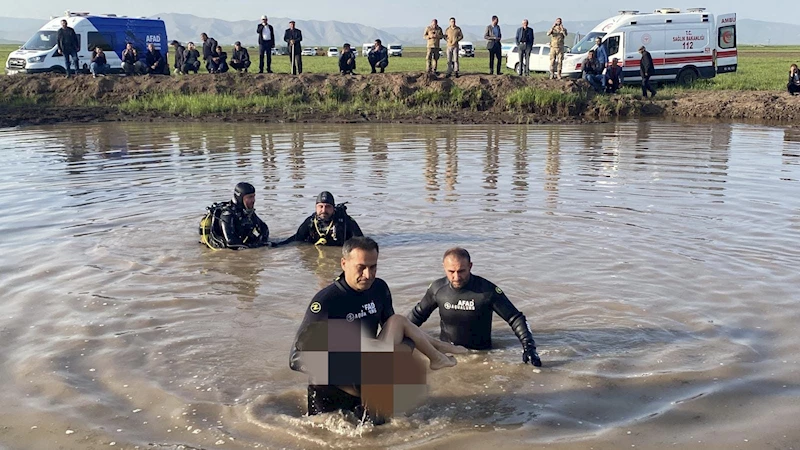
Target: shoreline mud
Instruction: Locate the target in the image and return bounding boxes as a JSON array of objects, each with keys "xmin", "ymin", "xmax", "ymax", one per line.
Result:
[{"xmin": 1, "ymin": 72, "xmax": 800, "ymax": 127}]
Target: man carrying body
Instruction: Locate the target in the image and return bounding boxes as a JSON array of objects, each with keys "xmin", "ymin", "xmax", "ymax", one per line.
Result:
[
  {"xmin": 339, "ymin": 43, "xmax": 356, "ymax": 75},
  {"xmin": 170, "ymin": 40, "xmax": 186, "ymax": 74},
  {"xmin": 183, "ymin": 42, "xmax": 201, "ymax": 74},
  {"xmin": 200, "ymin": 33, "xmax": 218, "ymax": 73},
  {"xmin": 408, "ymin": 247, "xmax": 542, "ymax": 366},
  {"xmin": 231, "ymin": 41, "xmax": 251, "ymax": 72},
  {"xmin": 515, "ymin": 19, "xmax": 534, "ymax": 76},
  {"xmin": 145, "ymin": 43, "xmax": 165, "ymax": 75},
  {"xmin": 423, "ymin": 19, "xmax": 444, "ymax": 74},
  {"xmin": 199, "ymin": 182, "xmax": 271, "ymax": 250},
  {"xmin": 57, "ymin": 19, "xmax": 80, "ymax": 78},
  {"xmin": 547, "ymin": 18, "xmax": 568, "ymax": 79},
  {"xmin": 279, "ymin": 191, "xmax": 363, "ymax": 246},
  {"xmin": 256, "ymin": 15, "xmax": 275, "ymax": 73},
  {"xmin": 290, "ymin": 237, "xmax": 462, "ymax": 421},
  {"xmin": 484, "ymin": 15, "xmax": 502, "ymax": 75},
  {"xmin": 367, "ymin": 39, "xmax": 389, "ymax": 74},
  {"xmin": 284, "ymin": 21, "xmax": 303, "ymax": 75},
  {"xmin": 444, "ymin": 17, "xmax": 463, "ymax": 78}
]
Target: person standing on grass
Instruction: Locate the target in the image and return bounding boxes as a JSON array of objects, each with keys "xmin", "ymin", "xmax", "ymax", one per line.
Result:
[
  {"xmin": 57, "ymin": 19, "xmax": 80, "ymax": 78},
  {"xmin": 170, "ymin": 40, "xmax": 186, "ymax": 74},
  {"xmin": 256, "ymin": 15, "xmax": 275, "ymax": 73},
  {"xmin": 183, "ymin": 42, "xmax": 201, "ymax": 74},
  {"xmin": 515, "ymin": 19, "xmax": 534, "ymax": 76},
  {"xmin": 231, "ymin": 42, "xmax": 251, "ymax": 72},
  {"xmin": 424, "ymin": 19, "xmax": 444, "ymax": 74},
  {"xmin": 445, "ymin": 17, "xmax": 463, "ymax": 78},
  {"xmin": 368, "ymin": 39, "xmax": 389, "ymax": 74},
  {"xmin": 547, "ymin": 18, "xmax": 568, "ymax": 79},
  {"xmin": 90, "ymin": 47, "xmax": 109, "ymax": 77},
  {"xmin": 639, "ymin": 46, "xmax": 657, "ymax": 98},
  {"xmin": 200, "ymin": 33, "xmax": 218, "ymax": 73},
  {"xmin": 789, "ymin": 64, "xmax": 800, "ymax": 95},
  {"xmin": 284, "ymin": 21, "xmax": 303, "ymax": 75},
  {"xmin": 484, "ymin": 15, "xmax": 503, "ymax": 75}
]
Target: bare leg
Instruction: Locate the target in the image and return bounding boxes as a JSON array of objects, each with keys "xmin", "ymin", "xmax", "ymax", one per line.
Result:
[
  {"xmin": 430, "ymin": 338, "xmax": 468, "ymax": 355},
  {"xmin": 378, "ymin": 315, "xmax": 457, "ymax": 370}
]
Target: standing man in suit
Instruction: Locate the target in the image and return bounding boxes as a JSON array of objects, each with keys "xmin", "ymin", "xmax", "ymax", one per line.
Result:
[
  {"xmin": 284, "ymin": 20, "xmax": 303, "ymax": 75},
  {"xmin": 515, "ymin": 19, "xmax": 534, "ymax": 76},
  {"xmin": 257, "ymin": 15, "xmax": 275, "ymax": 73},
  {"xmin": 484, "ymin": 15, "xmax": 502, "ymax": 75}
]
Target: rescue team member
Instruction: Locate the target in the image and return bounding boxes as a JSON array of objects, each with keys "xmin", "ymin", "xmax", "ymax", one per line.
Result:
[
  {"xmin": 423, "ymin": 19, "xmax": 444, "ymax": 74},
  {"xmin": 278, "ymin": 191, "xmax": 363, "ymax": 246},
  {"xmin": 199, "ymin": 182, "xmax": 271, "ymax": 249},
  {"xmin": 547, "ymin": 17, "xmax": 568, "ymax": 80},
  {"xmin": 408, "ymin": 247, "xmax": 542, "ymax": 367},
  {"xmin": 289, "ymin": 237, "xmax": 465, "ymax": 420}
]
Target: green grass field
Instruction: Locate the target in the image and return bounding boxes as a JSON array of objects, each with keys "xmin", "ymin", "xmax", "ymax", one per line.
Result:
[{"xmin": 3, "ymin": 44, "xmax": 800, "ymax": 92}]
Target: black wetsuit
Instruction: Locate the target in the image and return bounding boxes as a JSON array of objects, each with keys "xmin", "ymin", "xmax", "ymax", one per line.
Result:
[
  {"xmin": 289, "ymin": 274, "xmax": 394, "ymax": 416},
  {"xmin": 279, "ymin": 206, "xmax": 363, "ymax": 246},
  {"xmin": 212, "ymin": 201, "xmax": 270, "ymax": 249},
  {"xmin": 408, "ymin": 274, "xmax": 536, "ymax": 351}
]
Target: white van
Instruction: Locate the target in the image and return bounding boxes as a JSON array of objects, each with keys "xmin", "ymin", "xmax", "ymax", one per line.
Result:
[
  {"xmin": 459, "ymin": 41, "xmax": 474, "ymax": 57},
  {"xmin": 5, "ymin": 11, "xmax": 168, "ymax": 75},
  {"xmin": 362, "ymin": 43, "xmax": 372, "ymax": 57},
  {"xmin": 562, "ymin": 8, "xmax": 737, "ymax": 84}
]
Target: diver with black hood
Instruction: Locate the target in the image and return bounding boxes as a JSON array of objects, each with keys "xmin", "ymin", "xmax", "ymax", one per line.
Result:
[
  {"xmin": 278, "ymin": 191, "xmax": 363, "ymax": 246},
  {"xmin": 199, "ymin": 182, "xmax": 271, "ymax": 249}
]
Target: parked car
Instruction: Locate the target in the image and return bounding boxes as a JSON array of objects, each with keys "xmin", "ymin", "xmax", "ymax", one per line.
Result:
[
  {"xmin": 458, "ymin": 41, "xmax": 474, "ymax": 57},
  {"xmin": 327, "ymin": 46, "xmax": 339, "ymax": 57},
  {"xmin": 501, "ymin": 42, "xmax": 515, "ymax": 57},
  {"xmin": 505, "ymin": 43, "xmax": 571, "ymax": 73},
  {"xmin": 301, "ymin": 47, "xmax": 316, "ymax": 56},
  {"xmin": 388, "ymin": 44, "xmax": 403, "ymax": 57},
  {"xmin": 271, "ymin": 47, "xmax": 288, "ymax": 56}
]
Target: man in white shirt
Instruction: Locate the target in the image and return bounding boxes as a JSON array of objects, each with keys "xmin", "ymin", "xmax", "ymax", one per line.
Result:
[{"xmin": 256, "ymin": 15, "xmax": 275, "ymax": 73}]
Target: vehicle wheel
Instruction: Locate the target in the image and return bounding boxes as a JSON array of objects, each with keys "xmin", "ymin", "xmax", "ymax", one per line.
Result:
[
  {"xmin": 676, "ymin": 68, "xmax": 698, "ymax": 86},
  {"xmin": 514, "ymin": 63, "xmax": 520, "ymax": 73},
  {"xmin": 51, "ymin": 66, "xmax": 66, "ymax": 74}
]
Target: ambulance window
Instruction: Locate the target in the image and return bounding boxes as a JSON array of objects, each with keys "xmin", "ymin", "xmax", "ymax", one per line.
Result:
[
  {"xmin": 718, "ymin": 25, "xmax": 736, "ymax": 49},
  {"xmin": 606, "ymin": 36, "xmax": 621, "ymax": 55},
  {"xmin": 88, "ymin": 32, "xmax": 114, "ymax": 51}
]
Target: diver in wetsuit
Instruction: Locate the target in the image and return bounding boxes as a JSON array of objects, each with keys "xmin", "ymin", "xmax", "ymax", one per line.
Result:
[
  {"xmin": 199, "ymin": 182, "xmax": 271, "ymax": 249},
  {"xmin": 278, "ymin": 191, "xmax": 363, "ymax": 246},
  {"xmin": 408, "ymin": 247, "xmax": 543, "ymax": 366}
]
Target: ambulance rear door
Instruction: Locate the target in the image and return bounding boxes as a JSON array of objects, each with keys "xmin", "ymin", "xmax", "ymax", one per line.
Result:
[{"xmin": 715, "ymin": 13, "xmax": 737, "ymax": 73}]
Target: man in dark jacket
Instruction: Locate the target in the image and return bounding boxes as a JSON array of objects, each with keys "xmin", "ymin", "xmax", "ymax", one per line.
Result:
[
  {"xmin": 145, "ymin": 43, "xmax": 166, "ymax": 75},
  {"xmin": 200, "ymin": 33, "xmax": 218, "ymax": 72},
  {"xmin": 639, "ymin": 46, "xmax": 657, "ymax": 98},
  {"xmin": 367, "ymin": 39, "xmax": 389, "ymax": 73},
  {"xmin": 200, "ymin": 182, "xmax": 271, "ymax": 250},
  {"xmin": 121, "ymin": 43, "xmax": 145, "ymax": 75},
  {"xmin": 284, "ymin": 21, "xmax": 303, "ymax": 74},
  {"xmin": 515, "ymin": 19, "xmax": 534, "ymax": 76},
  {"xmin": 339, "ymin": 43, "xmax": 356, "ymax": 74},
  {"xmin": 183, "ymin": 42, "xmax": 201, "ymax": 74},
  {"xmin": 278, "ymin": 191, "xmax": 363, "ymax": 247},
  {"xmin": 603, "ymin": 58, "xmax": 623, "ymax": 94},
  {"xmin": 582, "ymin": 49, "xmax": 603, "ymax": 92},
  {"xmin": 170, "ymin": 40, "xmax": 186, "ymax": 74},
  {"xmin": 230, "ymin": 41, "xmax": 251, "ymax": 72},
  {"xmin": 484, "ymin": 15, "xmax": 502, "ymax": 75},
  {"xmin": 256, "ymin": 15, "xmax": 275, "ymax": 73},
  {"xmin": 90, "ymin": 47, "xmax": 109, "ymax": 77},
  {"xmin": 57, "ymin": 20, "xmax": 80, "ymax": 78},
  {"xmin": 209, "ymin": 45, "xmax": 229, "ymax": 73}
]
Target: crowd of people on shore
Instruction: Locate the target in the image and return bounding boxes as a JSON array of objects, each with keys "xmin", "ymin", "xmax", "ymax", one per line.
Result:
[{"xmin": 198, "ymin": 183, "xmax": 542, "ymax": 422}]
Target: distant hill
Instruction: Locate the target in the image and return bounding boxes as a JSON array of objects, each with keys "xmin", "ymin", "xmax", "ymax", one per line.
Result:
[{"xmin": 0, "ymin": 14, "xmax": 798, "ymax": 47}]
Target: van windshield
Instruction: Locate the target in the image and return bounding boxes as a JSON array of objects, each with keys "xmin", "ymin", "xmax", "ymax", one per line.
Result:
[
  {"xmin": 571, "ymin": 32, "xmax": 605, "ymax": 54},
  {"xmin": 389, "ymin": 45, "xmax": 401, "ymax": 49},
  {"xmin": 23, "ymin": 30, "xmax": 58, "ymax": 51},
  {"xmin": 462, "ymin": 44, "xmax": 473, "ymax": 49}
]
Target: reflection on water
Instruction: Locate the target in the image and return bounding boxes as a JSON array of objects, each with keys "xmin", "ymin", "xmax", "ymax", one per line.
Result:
[{"xmin": 1, "ymin": 120, "xmax": 800, "ymax": 450}]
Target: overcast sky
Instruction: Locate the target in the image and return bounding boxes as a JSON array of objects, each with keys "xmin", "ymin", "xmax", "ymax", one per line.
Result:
[{"xmin": 7, "ymin": 0, "xmax": 796, "ymax": 26}]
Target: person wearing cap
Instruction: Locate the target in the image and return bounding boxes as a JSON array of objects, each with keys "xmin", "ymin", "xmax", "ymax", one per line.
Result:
[
  {"xmin": 603, "ymin": 58, "xmax": 622, "ymax": 94},
  {"xmin": 278, "ymin": 191, "xmax": 363, "ymax": 246},
  {"xmin": 170, "ymin": 40, "xmax": 186, "ymax": 74},
  {"xmin": 200, "ymin": 182, "xmax": 271, "ymax": 249},
  {"xmin": 256, "ymin": 15, "xmax": 275, "ymax": 73},
  {"xmin": 339, "ymin": 43, "xmax": 356, "ymax": 74},
  {"xmin": 231, "ymin": 41, "xmax": 251, "ymax": 72},
  {"xmin": 639, "ymin": 46, "xmax": 656, "ymax": 98},
  {"xmin": 284, "ymin": 21, "xmax": 303, "ymax": 75},
  {"xmin": 407, "ymin": 247, "xmax": 543, "ymax": 367}
]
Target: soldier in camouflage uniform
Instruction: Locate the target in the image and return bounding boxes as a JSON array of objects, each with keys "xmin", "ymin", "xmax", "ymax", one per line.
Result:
[{"xmin": 547, "ymin": 18, "xmax": 568, "ymax": 79}]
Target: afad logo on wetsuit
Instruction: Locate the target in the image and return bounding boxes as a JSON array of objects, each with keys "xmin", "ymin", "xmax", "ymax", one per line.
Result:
[
  {"xmin": 444, "ymin": 299, "xmax": 476, "ymax": 311},
  {"xmin": 346, "ymin": 301, "xmax": 378, "ymax": 322}
]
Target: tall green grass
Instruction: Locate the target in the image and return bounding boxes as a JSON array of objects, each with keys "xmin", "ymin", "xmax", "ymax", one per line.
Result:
[{"xmin": 506, "ymin": 87, "xmax": 588, "ymax": 113}]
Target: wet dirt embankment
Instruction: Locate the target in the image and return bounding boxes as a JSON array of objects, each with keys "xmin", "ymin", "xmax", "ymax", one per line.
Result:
[{"xmin": 1, "ymin": 72, "xmax": 800, "ymax": 127}]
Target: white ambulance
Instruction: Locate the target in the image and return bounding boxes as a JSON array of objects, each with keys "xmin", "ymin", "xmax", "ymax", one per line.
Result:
[{"xmin": 563, "ymin": 8, "xmax": 737, "ymax": 84}]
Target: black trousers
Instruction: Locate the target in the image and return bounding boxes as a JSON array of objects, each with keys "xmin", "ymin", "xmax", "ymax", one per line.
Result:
[
  {"xmin": 489, "ymin": 44, "xmax": 502, "ymax": 74},
  {"xmin": 231, "ymin": 61, "xmax": 251, "ymax": 72},
  {"xmin": 789, "ymin": 83, "xmax": 800, "ymax": 95},
  {"xmin": 308, "ymin": 385, "xmax": 361, "ymax": 416},
  {"xmin": 259, "ymin": 43, "xmax": 272, "ymax": 72},
  {"xmin": 641, "ymin": 75, "xmax": 657, "ymax": 97}
]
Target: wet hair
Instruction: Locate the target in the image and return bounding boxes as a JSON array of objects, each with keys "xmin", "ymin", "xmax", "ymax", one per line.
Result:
[
  {"xmin": 343, "ymin": 237, "xmax": 379, "ymax": 258},
  {"xmin": 443, "ymin": 247, "xmax": 471, "ymax": 263}
]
